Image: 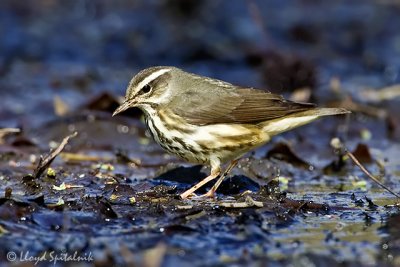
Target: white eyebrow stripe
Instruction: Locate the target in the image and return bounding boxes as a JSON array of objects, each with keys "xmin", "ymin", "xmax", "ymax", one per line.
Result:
[{"xmin": 137, "ymin": 68, "xmax": 171, "ymax": 91}]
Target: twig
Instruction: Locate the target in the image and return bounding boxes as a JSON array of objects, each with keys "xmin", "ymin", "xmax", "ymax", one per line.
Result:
[
  {"xmin": 331, "ymin": 138, "xmax": 400, "ymax": 199},
  {"xmin": 346, "ymin": 151, "xmax": 400, "ymax": 199},
  {"xmin": 218, "ymin": 196, "xmax": 264, "ymax": 208},
  {"xmin": 330, "ymin": 97, "xmax": 387, "ymax": 119},
  {"xmin": 33, "ymin": 132, "xmax": 78, "ymax": 179},
  {"xmin": 360, "ymin": 84, "xmax": 400, "ymax": 103}
]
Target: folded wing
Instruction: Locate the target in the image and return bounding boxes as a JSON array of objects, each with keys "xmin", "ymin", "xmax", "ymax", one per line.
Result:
[{"xmin": 171, "ymin": 86, "xmax": 316, "ymax": 125}]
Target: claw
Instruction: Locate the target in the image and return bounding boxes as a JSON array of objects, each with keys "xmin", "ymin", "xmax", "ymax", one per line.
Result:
[
  {"xmin": 180, "ymin": 192, "xmax": 198, "ymax": 199},
  {"xmin": 181, "ymin": 190, "xmax": 216, "ymax": 200},
  {"xmin": 198, "ymin": 189, "xmax": 217, "ymax": 199},
  {"xmin": 199, "ymin": 193, "xmax": 216, "ymax": 199}
]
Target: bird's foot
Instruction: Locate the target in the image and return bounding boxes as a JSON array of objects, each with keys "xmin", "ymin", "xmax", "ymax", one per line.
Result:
[
  {"xmin": 180, "ymin": 190, "xmax": 216, "ymax": 200},
  {"xmin": 180, "ymin": 192, "xmax": 197, "ymax": 199},
  {"xmin": 197, "ymin": 189, "xmax": 216, "ymax": 199}
]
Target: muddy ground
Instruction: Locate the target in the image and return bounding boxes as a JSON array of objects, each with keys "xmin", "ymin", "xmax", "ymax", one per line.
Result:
[{"xmin": 1, "ymin": 1, "xmax": 400, "ymax": 266}]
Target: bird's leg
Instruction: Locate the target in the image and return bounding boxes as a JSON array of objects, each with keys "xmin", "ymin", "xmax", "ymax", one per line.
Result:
[
  {"xmin": 202, "ymin": 159, "xmax": 240, "ymax": 198},
  {"xmin": 180, "ymin": 166, "xmax": 221, "ymax": 199}
]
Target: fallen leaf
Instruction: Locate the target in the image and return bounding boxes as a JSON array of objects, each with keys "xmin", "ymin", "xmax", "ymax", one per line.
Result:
[
  {"xmin": 53, "ymin": 95, "xmax": 70, "ymax": 116},
  {"xmin": 53, "ymin": 182, "xmax": 67, "ymax": 191},
  {"xmin": 352, "ymin": 143, "xmax": 373, "ymax": 164},
  {"xmin": 0, "ymin": 128, "xmax": 20, "ymax": 144},
  {"xmin": 266, "ymin": 142, "xmax": 312, "ymax": 169},
  {"xmin": 82, "ymin": 91, "xmax": 142, "ymax": 118}
]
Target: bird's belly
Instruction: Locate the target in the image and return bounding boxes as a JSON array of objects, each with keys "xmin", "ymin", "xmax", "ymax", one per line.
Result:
[
  {"xmin": 145, "ymin": 115, "xmax": 207, "ymax": 164},
  {"xmin": 145, "ymin": 113, "xmax": 269, "ymax": 164},
  {"xmin": 194, "ymin": 124, "xmax": 269, "ymax": 163}
]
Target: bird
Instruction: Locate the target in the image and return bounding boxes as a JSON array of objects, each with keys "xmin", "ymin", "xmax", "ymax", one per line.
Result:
[{"xmin": 113, "ymin": 66, "xmax": 350, "ymax": 199}]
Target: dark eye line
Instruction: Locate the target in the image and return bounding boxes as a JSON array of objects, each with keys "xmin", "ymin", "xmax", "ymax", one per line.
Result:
[{"xmin": 128, "ymin": 83, "xmax": 153, "ymax": 100}]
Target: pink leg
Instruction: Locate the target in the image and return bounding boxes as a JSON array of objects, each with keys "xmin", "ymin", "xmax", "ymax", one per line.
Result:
[
  {"xmin": 180, "ymin": 166, "xmax": 221, "ymax": 199},
  {"xmin": 202, "ymin": 159, "xmax": 240, "ymax": 198}
]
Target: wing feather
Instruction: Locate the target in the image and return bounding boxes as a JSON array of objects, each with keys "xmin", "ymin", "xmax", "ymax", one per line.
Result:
[{"xmin": 170, "ymin": 75, "xmax": 316, "ymax": 125}]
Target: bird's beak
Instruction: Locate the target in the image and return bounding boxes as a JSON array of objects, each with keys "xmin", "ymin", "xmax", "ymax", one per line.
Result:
[{"xmin": 112, "ymin": 100, "xmax": 135, "ymax": 116}]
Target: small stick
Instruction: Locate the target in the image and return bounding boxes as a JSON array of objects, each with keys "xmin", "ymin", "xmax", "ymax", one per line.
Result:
[
  {"xmin": 331, "ymin": 138, "xmax": 400, "ymax": 199},
  {"xmin": 217, "ymin": 196, "xmax": 264, "ymax": 208},
  {"xmin": 33, "ymin": 132, "xmax": 78, "ymax": 179},
  {"xmin": 346, "ymin": 150, "xmax": 400, "ymax": 199}
]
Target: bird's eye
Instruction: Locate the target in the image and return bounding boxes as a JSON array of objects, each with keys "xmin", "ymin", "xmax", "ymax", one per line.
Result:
[{"xmin": 142, "ymin": 84, "xmax": 152, "ymax": 94}]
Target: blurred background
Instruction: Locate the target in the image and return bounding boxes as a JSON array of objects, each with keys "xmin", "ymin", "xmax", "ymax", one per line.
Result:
[{"xmin": 1, "ymin": 0, "xmax": 399, "ymax": 132}]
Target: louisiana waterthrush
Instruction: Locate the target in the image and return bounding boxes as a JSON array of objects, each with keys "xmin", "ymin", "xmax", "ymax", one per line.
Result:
[{"xmin": 113, "ymin": 66, "xmax": 349, "ymax": 199}]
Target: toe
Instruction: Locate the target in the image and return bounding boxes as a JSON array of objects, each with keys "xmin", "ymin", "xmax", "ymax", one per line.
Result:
[
  {"xmin": 199, "ymin": 190, "xmax": 216, "ymax": 199},
  {"xmin": 180, "ymin": 192, "xmax": 198, "ymax": 199}
]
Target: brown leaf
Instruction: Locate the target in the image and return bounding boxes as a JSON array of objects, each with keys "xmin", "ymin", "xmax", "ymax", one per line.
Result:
[
  {"xmin": 352, "ymin": 143, "xmax": 373, "ymax": 164},
  {"xmin": 266, "ymin": 142, "xmax": 312, "ymax": 169},
  {"xmin": 82, "ymin": 92, "xmax": 142, "ymax": 118}
]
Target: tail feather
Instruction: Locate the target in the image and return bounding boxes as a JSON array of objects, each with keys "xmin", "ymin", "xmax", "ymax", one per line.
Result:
[
  {"xmin": 295, "ymin": 107, "xmax": 351, "ymax": 117},
  {"xmin": 261, "ymin": 107, "xmax": 350, "ymax": 136}
]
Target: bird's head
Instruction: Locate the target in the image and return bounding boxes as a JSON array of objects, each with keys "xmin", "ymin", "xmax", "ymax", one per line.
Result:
[{"xmin": 113, "ymin": 66, "xmax": 176, "ymax": 116}]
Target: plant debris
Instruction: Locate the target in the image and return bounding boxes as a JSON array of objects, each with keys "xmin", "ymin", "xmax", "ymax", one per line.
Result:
[
  {"xmin": 33, "ymin": 132, "xmax": 78, "ymax": 179},
  {"xmin": 0, "ymin": 128, "xmax": 20, "ymax": 144},
  {"xmin": 331, "ymin": 138, "xmax": 400, "ymax": 199}
]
